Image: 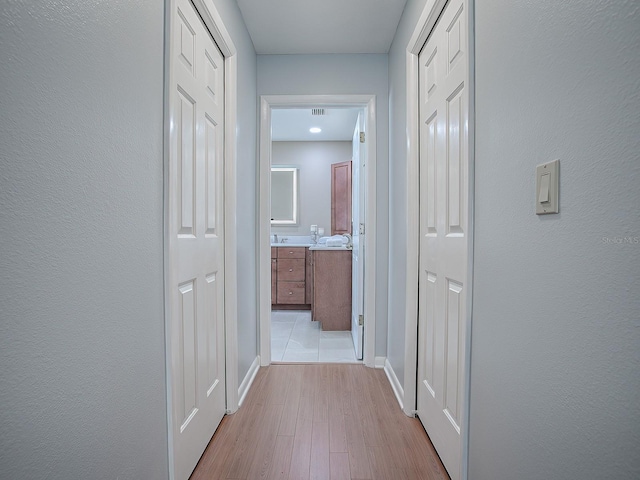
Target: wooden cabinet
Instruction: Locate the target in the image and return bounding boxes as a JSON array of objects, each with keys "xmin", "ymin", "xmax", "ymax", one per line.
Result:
[
  {"xmin": 312, "ymin": 250, "xmax": 352, "ymax": 330},
  {"xmin": 271, "ymin": 247, "xmax": 277, "ymax": 304},
  {"xmin": 272, "ymin": 246, "xmax": 311, "ymax": 307},
  {"xmin": 305, "ymin": 247, "xmax": 313, "ymax": 307},
  {"xmin": 331, "ymin": 160, "xmax": 352, "ymax": 235}
]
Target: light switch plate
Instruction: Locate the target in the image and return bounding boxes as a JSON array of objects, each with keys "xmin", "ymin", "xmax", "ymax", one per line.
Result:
[{"xmin": 536, "ymin": 159, "xmax": 559, "ymax": 214}]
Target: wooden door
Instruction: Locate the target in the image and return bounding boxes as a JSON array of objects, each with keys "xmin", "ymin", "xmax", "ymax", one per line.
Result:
[
  {"xmin": 417, "ymin": 0, "xmax": 469, "ymax": 478},
  {"xmin": 331, "ymin": 161, "xmax": 352, "ymax": 235},
  {"xmin": 168, "ymin": 0, "xmax": 226, "ymax": 478}
]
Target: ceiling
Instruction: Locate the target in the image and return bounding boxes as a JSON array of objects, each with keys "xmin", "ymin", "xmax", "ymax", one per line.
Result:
[
  {"xmin": 237, "ymin": 0, "xmax": 406, "ymax": 141},
  {"xmin": 236, "ymin": 0, "xmax": 407, "ymax": 55},
  {"xmin": 272, "ymin": 108, "xmax": 361, "ymax": 142}
]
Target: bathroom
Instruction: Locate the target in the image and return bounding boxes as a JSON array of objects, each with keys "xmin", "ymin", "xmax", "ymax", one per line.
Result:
[{"xmin": 270, "ymin": 107, "xmax": 364, "ymax": 363}]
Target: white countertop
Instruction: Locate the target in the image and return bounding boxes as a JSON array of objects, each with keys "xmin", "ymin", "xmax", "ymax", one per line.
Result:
[
  {"xmin": 270, "ymin": 243, "xmax": 351, "ymax": 251},
  {"xmin": 309, "ymin": 245, "xmax": 351, "ymax": 251},
  {"xmin": 270, "ymin": 243, "xmax": 313, "ymax": 248}
]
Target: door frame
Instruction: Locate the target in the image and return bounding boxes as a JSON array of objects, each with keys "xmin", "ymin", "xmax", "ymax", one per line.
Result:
[
  {"xmin": 258, "ymin": 94, "xmax": 378, "ymax": 367},
  {"xmin": 403, "ymin": 0, "xmax": 475, "ymax": 478},
  {"xmin": 164, "ymin": 0, "xmax": 239, "ymax": 477}
]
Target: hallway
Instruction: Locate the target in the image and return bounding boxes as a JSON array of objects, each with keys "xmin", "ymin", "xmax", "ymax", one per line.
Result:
[
  {"xmin": 190, "ymin": 364, "xmax": 449, "ymax": 480},
  {"xmin": 3, "ymin": 1, "xmax": 638, "ymax": 478}
]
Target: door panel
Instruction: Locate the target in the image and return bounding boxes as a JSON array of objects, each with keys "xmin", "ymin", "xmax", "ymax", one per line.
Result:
[
  {"xmin": 169, "ymin": 0, "xmax": 226, "ymax": 478},
  {"xmin": 417, "ymin": 0, "xmax": 469, "ymax": 478},
  {"xmin": 178, "ymin": 90, "xmax": 195, "ymax": 235},
  {"xmin": 178, "ymin": 280, "xmax": 197, "ymax": 425},
  {"xmin": 205, "ymin": 117, "xmax": 219, "ymax": 234},
  {"xmin": 205, "ymin": 272, "xmax": 221, "ymax": 394}
]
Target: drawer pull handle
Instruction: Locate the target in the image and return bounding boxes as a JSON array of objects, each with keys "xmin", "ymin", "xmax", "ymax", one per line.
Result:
[
  {"xmin": 289, "ymin": 268, "xmax": 293, "ymax": 272},
  {"xmin": 288, "ymin": 291, "xmax": 293, "ymax": 295},
  {"xmin": 289, "ymin": 251, "xmax": 293, "ymax": 254}
]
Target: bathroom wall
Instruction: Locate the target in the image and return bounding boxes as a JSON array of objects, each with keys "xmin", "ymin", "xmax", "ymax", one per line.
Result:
[{"xmin": 271, "ymin": 141, "xmax": 351, "ymax": 237}]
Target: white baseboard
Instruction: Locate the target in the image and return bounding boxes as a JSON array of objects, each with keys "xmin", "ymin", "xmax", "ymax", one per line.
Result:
[
  {"xmin": 374, "ymin": 356, "xmax": 386, "ymax": 369},
  {"xmin": 384, "ymin": 358, "xmax": 405, "ymax": 411},
  {"xmin": 237, "ymin": 356, "xmax": 260, "ymax": 407}
]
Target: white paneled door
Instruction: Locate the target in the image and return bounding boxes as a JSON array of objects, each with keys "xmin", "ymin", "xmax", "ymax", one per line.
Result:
[
  {"xmin": 417, "ymin": 0, "xmax": 469, "ymax": 479},
  {"xmin": 351, "ymin": 112, "xmax": 364, "ymax": 360},
  {"xmin": 168, "ymin": 0, "xmax": 226, "ymax": 479}
]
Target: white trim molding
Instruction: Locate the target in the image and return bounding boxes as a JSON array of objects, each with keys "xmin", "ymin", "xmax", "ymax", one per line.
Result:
[
  {"xmin": 238, "ymin": 357, "xmax": 261, "ymax": 408},
  {"xmin": 384, "ymin": 359, "xmax": 405, "ymax": 410},
  {"xmin": 223, "ymin": 53, "xmax": 239, "ymax": 414},
  {"xmin": 258, "ymin": 95, "xmax": 378, "ymax": 368},
  {"xmin": 403, "ymin": 45, "xmax": 420, "ymax": 419},
  {"xmin": 258, "ymin": 97, "xmax": 272, "ymax": 366}
]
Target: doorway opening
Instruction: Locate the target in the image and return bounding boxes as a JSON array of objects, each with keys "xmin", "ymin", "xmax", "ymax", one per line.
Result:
[
  {"xmin": 258, "ymin": 95, "xmax": 378, "ymax": 368},
  {"xmin": 270, "ymin": 107, "xmax": 361, "ymax": 363}
]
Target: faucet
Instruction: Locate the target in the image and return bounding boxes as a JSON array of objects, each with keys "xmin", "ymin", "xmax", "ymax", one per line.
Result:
[
  {"xmin": 272, "ymin": 234, "xmax": 278, "ymax": 244},
  {"xmin": 342, "ymin": 233, "xmax": 353, "ymax": 248},
  {"xmin": 280, "ymin": 237, "xmax": 287, "ymax": 243}
]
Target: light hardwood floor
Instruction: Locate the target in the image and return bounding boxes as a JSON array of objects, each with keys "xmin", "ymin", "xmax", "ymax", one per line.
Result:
[{"xmin": 190, "ymin": 364, "xmax": 449, "ymax": 480}]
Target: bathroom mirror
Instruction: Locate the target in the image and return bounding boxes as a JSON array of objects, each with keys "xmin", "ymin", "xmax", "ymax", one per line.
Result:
[{"xmin": 271, "ymin": 166, "xmax": 298, "ymax": 225}]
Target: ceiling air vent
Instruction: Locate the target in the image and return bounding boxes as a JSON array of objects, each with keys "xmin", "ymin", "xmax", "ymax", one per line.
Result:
[{"xmin": 311, "ymin": 108, "xmax": 325, "ymax": 116}]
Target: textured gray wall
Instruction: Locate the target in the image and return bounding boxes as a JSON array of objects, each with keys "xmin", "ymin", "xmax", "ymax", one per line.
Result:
[
  {"xmin": 0, "ymin": 1, "xmax": 168, "ymax": 478},
  {"xmin": 470, "ymin": 1, "xmax": 640, "ymax": 478}
]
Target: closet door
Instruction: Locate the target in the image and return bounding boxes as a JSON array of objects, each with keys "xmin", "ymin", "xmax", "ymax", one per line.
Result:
[
  {"xmin": 168, "ymin": 0, "xmax": 226, "ymax": 478},
  {"xmin": 417, "ymin": 0, "xmax": 469, "ymax": 478}
]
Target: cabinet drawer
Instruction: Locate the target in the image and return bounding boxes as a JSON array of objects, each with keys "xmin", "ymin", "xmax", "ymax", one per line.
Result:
[
  {"xmin": 277, "ymin": 247, "xmax": 306, "ymax": 259},
  {"xmin": 277, "ymin": 258, "xmax": 305, "ymax": 281},
  {"xmin": 277, "ymin": 281, "xmax": 306, "ymax": 304}
]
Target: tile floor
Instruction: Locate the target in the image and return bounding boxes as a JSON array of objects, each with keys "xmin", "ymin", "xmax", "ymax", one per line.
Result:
[{"xmin": 271, "ymin": 310, "xmax": 359, "ymax": 363}]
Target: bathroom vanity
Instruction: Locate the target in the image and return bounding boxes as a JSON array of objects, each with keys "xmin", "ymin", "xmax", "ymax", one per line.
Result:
[
  {"xmin": 271, "ymin": 243, "xmax": 352, "ymax": 331},
  {"xmin": 271, "ymin": 246, "xmax": 312, "ymax": 308}
]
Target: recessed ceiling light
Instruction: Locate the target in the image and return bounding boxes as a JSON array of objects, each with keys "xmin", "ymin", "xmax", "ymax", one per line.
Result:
[{"xmin": 309, "ymin": 127, "xmax": 322, "ymax": 133}]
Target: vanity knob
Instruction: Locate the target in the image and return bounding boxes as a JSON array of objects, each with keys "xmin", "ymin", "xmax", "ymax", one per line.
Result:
[
  {"xmin": 289, "ymin": 268, "xmax": 293, "ymax": 272},
  {"xmin": 288, "ymin": 291, "xmax": 293, "ymax": 295}
]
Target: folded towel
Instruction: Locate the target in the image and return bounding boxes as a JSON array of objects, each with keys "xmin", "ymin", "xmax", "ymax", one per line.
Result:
[{"xmin": 325, "ymin": 235, "xmax": 347, "ymax": 247}]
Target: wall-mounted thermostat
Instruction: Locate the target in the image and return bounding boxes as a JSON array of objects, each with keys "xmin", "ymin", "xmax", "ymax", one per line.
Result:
[{"xmin": 536, "ymin": 159, "xmax": 559, "ymax": 215}]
